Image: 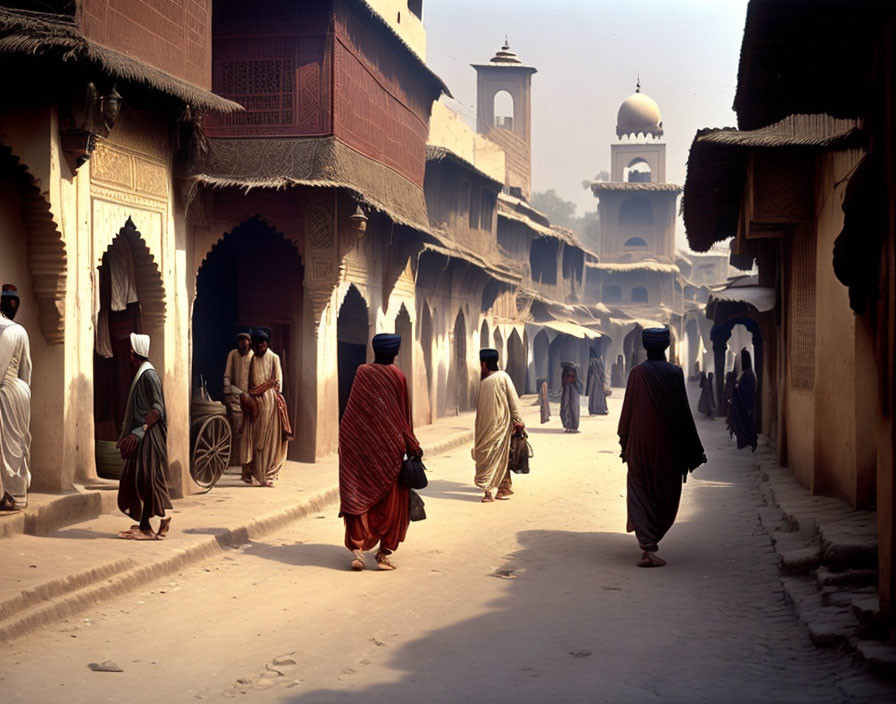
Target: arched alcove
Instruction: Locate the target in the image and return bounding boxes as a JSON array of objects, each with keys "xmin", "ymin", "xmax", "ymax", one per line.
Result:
[
  {"xmin": 507, "ymin": 329, "xmax": 526, "ymax": 392},
  {"xmin": 337, "ymin": 284, "xmax": 369, "ymax": 418},
  {"xmin": 619, "ymin": 196, "xmax": 654, "ymax": 228},
  {"xmin": 453, "ymin": 309, "xmax": 469, "ymax": 411},
  {"xmin": 94, "ymin": 220, "xmax": 167, "ymax": 447},
  {"xmin": 624, "ymin": 158, "xmax": 653, "ymax": 183},
  {"xmin": 480, "ymin": 319, "xmax": 490, "ymax": 349},
  {"xmin": 494, "ymin": 328, "xmax": 504, "ymax": 362},
  {"xmin": 533, "ymin": 329, "xmax": 549, "ymax": 386},
  {"xmin": 394, "ymin": 303, "xmax": 413, "ymax": 406},
  {"xmin": 631, "ymin": 286, "xmax": 649, "ymax": 303},
  {"xmin": 419, "ymin": 302, "xmax": 434, "ymax": 420},
  {"xmin": 624, "ymin": 236, "xmax": 648, "ymax": 249},
  {"xmin": 494, "ymin": 90, "xmax": 514, "ymax": 129}
]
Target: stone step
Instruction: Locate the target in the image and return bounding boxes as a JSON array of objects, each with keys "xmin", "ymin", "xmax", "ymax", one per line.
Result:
[
  {"xmin": 780, "ymin": 546, "xmax": 823, "ymax": 575},
  {"xmin": 820, "ymin": 520, "xmax": 878, "ymax": 568},
  {"xmin": 815, "ymin": 566, "xmax": 879, "ymax": 589},
  {"xmin": 856, "ymin": 640, "xmax": 896, "ymax": 680}
]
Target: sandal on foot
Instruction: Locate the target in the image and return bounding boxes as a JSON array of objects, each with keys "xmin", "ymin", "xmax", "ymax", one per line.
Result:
[
  {"xmin": 132, "ymin": 529, "xmax": 159, "ymax": 541},
  {"xmin": 495, "ymin": 492, "xmax": 512, "ymax": 501},
  {"xmin": 481, "ymin": 492, "xmax": 494, "ymax": 503},
  {"xmin": 637, "ymin": 552, "xmax": 666, "ymax": 568},
  {"xmin": 376, "ymin": 553, "xmax": 396, "ymax": 571},
  {"xmin": 350, "ymin": 550, "xmax": 366, "ymax": 571}
]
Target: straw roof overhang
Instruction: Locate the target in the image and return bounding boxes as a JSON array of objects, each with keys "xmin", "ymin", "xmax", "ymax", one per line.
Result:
[
  {"xmin": 497, "ymin": 193, "xmax": 598, "ymax": 258},
  {"xmin": 586, "ymin": 260, "xmax": 680, "ymax": 275},
  {"xmin": 194, "ymin": 136, "xmax": 432, "ymax": 234},
  {"xmin": 734, "ymin": 0, "xmax": 885, "ymax": 131},
  {"xmin": 425, "ymin": 145, "xmax": 502, "ymax": 189},
  {"xmin": 683, "ymin": 114, "xmax": 865, "ymax": 252},
  {"xmin": 420, "ymin": 236, "xmax": 523, "ymax": 286},
  {"xmin": 0, "ymin": 8, "xmax": 242, "ymax": 113},
  {"xmin": 355, "ymin": 0, "xmax": 452, "ymax": 99}
]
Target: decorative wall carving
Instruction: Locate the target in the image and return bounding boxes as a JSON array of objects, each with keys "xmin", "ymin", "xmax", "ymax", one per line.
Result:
[{"xmin": 303, "ymin": 195, "xmax": 337, "ymax": 331}]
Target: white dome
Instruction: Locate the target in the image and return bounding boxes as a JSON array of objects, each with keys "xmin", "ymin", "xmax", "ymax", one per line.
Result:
[{"xmin": 616, "ymin": 90, "xmax": 663, "ymax": 138}]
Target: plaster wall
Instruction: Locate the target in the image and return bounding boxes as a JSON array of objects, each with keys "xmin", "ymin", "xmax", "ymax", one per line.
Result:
[
  {"xmin": 365, "ymin": 0, "xmax": 427, "ymax": 60},
  {"xmin": 428, "ymin": 102, "xmax": 505, "ymax": 182}
]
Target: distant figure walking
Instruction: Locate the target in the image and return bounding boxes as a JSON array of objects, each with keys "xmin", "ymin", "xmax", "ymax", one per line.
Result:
[
  {"xmin": 339, "ymin": 334, "xmax": 421, "ymax": 571},
  {"xmin": 618, "ymin": 328, "xmax": 705, "ymax": 567},
  {"xmin": 586, "ymin": 351, "xmax": 609, "ymax": 416},
  {"xmin": 560, "ymin": 362, "xmax": 583, "ymax": 432},
  {"xmin": 728, "ymin": 349, "xmax": 758, "ymax": 451},
  {"xmin": 611, "ymin": 354, "xmax": 625, "ymax": 387},
  {"xmin": 472, "ymin": 348, "xmax": 524, "ymax": 503},
  {"xmin": 116, "ymin": 333, "xmax": 172, "ymax": 540},
  {"xmin": 722, "ymin": 369, "xmax": 737, "ymax": 430},
  {"xmin": 697, "ymin": 370, "xmax": 716, "ymax": 418},
  {"xmin": 0, "ymin": 284, "xmax": 31, "ymax": 511},
  {"xmin": 538, "ymin": 378, "xmax": 550, "ymax": 424}
]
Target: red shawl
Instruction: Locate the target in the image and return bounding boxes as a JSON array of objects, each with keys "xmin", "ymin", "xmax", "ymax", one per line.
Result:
[{"xmin": 339, "ymin": 363, "xmax": 420, "ymax": 516}]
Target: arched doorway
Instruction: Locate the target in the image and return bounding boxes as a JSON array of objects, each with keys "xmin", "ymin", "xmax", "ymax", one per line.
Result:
[
  {"xmin": 685, "ymin": 316, "xmax": 700, "ymax": 377},
  {"xmin": 94, "ymin": 220, "xmax": 166, "ymax": 463},
  {"xmin": 507, "ymin": 329, "xmax": 526, "ymax": 393},
  {"xmin": 453, "ymin": 309, "xmax": 469, "ymax": 411},
  {"xmin": 480, "ymin": 319, "xmax": 489, "ymax": 350},
  {"xmin": 420, "ymin": 303, "xmax": 434, "ymax": 422},
  {"xmin": 394, "ymin": 303, "xmax": 413, "ymax": 406},
  {"xmin": 494, "ymin": 328, "xmax": 504, "ymax": 364},
  {"xmin": 622, "ymin": 325, "xmax": 643, "ymax": 381},
  {"xmin": 711, "ymin": 316, "xmax": 763, "ymax": 424},
  {"xmin": 337, "ymin": 285, "xmax": 369, "ymax": 418},
  {"xmin": 193, "ymin": 218, "xmax": 303, "ymax": 456}
]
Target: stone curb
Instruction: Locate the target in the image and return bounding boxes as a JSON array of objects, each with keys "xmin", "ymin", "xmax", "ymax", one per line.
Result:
[{"xmin": 0, "ymin": 430, "xmax": 474, "ymax": 645}]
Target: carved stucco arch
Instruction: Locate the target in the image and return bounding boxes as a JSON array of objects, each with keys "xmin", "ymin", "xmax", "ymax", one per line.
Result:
[
  {"xmin": 1, "ymin": 144, "xmax": 66, "ymax": 343},
  {"xmin": 96, "ymin": 218, "xmax": 166, "ymax": 330}
]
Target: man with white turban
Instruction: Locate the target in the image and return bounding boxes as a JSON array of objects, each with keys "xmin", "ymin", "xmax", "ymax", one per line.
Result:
[
  {"xmin": 116, "ymin": 333, "xmax": 172, "ymax": 540},
  {"xmin": 0, "ymin": 284, "xmax": 32, "ymax": 510}
]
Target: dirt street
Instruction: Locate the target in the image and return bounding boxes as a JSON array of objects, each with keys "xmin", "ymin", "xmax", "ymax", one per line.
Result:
[{"xmin": 1, "ymin": 392, "xmax": 892, "ymax": 703}]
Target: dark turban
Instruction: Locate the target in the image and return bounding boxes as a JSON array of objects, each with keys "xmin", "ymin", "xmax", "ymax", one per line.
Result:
[
  {"xmin": 251, "ymin": 326, "xmax": 272, "ymax": 342},
  {"xmin": 642, "ymin": 327, "xmax": 670, "ymax": 351},
  {"xmin": 561, "ymin": 361, "xmax": 576, "ymax": 371},
  {"xmin": 372, "ymin": 333, "xmax": 401, "ymax": 354},
  {"xmin": 235, "ymin": 326, "xmax": 251, "ymax": 342},
  {"xmin": 1, "ymin": 284, "xmax": 19, "ymax": 299},
  {"xmin": 479, "ymin": 348, "xmax": 499, "ymax": 363}
]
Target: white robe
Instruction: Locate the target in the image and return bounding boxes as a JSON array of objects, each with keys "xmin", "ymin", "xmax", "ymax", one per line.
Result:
[
  {"xmin": 472, "ymin": 371, "xmax": 522, "ymax": 491},
  {"xmin": 0, "ymin": 314, "xmax": 32, "ymax": 504},
  {"xmin": 243, "ymin": 351, "xmax": 288, "ymax": 481}
]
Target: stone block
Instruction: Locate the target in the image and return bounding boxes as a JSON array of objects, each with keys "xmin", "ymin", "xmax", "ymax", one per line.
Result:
[
  {"xmin": 780, "ymin": 546, "xmax": 822, "ymax": 575},
  {"xmin": 857, "ymin": 641, "xmax": 896, "ymax": 680}
]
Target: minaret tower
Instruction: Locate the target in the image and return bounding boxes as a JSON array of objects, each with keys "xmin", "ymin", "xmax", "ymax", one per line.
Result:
[{"xmin": 472, "ymin": 40, "xmax": 537, "ymax": 199}]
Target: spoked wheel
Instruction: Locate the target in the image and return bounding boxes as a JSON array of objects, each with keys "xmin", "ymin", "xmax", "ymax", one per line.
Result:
[{"xmin": 190, "ymin": 415, "xmax": 232, "ymax": 492}]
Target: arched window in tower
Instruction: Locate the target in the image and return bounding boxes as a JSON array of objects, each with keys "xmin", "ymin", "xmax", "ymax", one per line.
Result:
[
  {"xmin": 624, "ymin": 236, "xmax": 648, "ymax": 250},
  {"xmin": 631, "ymin": 286, "xmax": 649, "ymax": 303},
  {"xmin": 619, "ymin": 196, "xmax": 654, "ymax": 228},
  {"xmin": 624, "ymin": 158, "xmax": 652, "ymax": 183},
  {"xmin": 494, "ymin": 90, "xmax": 514, "ymax": 130}
]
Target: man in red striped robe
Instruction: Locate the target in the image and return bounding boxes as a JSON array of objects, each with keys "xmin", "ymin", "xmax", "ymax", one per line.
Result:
[{"xmin": 339, "ymin": 333, "xmax": 422, "ymax": 571}]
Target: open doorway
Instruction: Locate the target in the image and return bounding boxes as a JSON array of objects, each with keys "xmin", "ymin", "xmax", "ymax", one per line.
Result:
[
  {"xmin": 507, "ymin": 329, "xmax": 526, "ymax": 393},
  {"xmin": 453, "ymin": 309, "xmax": 469, "ymax": 411},
  {"xmin": 337, "ymin": 285, "xmax": 369, "ymax": 418},
  {"xmin": 394, "ymin": 303, "xmax": 413, "ymax": 405}
]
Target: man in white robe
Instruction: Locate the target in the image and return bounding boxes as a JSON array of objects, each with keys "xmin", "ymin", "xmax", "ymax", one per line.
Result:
[
  {"xmin": 0, "ymin": 284, "xmax": 32, "ymax": 510},
  {"xmin": 223, "ymin": 330, "xmax": 253, "ymax": 479},
  {"xmin": 242, "ymin": 327, "xmax": 290, "ymax": 486},
  {"xmin": 472, "ymin": 348, "xmax": 523, "ymax": 503}
]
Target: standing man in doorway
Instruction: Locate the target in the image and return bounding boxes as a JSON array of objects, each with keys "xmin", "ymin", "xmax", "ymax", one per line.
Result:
[
  {"xmin": 339, "ymin": 333, "xmax": 422, "ymax": 571},
  {"xmin": 472, "ymin": 348, "xmax": 524, "ymax": 503},
  {"xmin": 223, "ymin": 330, "xmax": 253, "ymax": 482},
  {"xmin": 618, "ymin": 327, "xmax": 705, "ymax": 567},
  {"xmin": 242, "ymin": 327, "xmax": 290, "ymax": 487},
  {"xmin": 116, "ymin": 333, "xmax": 172, "ymax": 539},
  {"xmin": 0, "ymin": 284, "xmax": 31, "ymax": 510}
]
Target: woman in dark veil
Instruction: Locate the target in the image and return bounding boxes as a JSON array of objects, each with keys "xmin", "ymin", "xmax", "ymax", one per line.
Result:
[
  {"xmin": 697, "ymin": 370, "xmax": 715, "ymax": 418},
  {"xmin": 729, "ymin": 349, "xmax": 758, "ymax": 451}
]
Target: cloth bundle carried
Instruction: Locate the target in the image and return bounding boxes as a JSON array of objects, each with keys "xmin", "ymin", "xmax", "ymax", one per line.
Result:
[
  {"xmin": 408, "ymin": 489, "xmax": 426, "ymax": 522},
  {"xmin": 508, "ymin": 429, "xmax": 533, "ymax": 474}
]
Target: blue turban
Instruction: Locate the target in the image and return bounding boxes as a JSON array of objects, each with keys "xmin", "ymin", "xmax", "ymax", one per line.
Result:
[
  {"xmin": 642, "ymin": 327, "xmax": 670, "ymax": 351},
  {"xmin": 479, "ymin": 348, "xmax": 499, "ymax": 363},
  {"xmin": 251, "ymin": 326, "xmax": 271, "ymax": 342},
  {"xmin": 372, "ymin": 333, "xmax": 401, "ymax": 354},
  {"xmin": 1, "ymin": 284, "xmax": 19, "ymax": 299}
]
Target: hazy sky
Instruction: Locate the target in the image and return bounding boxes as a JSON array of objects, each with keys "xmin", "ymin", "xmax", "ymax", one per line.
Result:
[{"xmin": 424, "ymin": 0, "xmax": 749, "ymax": 239}]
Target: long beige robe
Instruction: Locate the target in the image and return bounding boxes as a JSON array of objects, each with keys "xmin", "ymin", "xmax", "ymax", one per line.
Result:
[
  {"xmin": 0, "ymin": 315, "xmax": 32, "ymax": 505},
  {"xmin": 244, "ymin": 350, "xmax": 288, "ymax": 482},
  {"xmin": 223, "ymin": 347, "xmax": 253, "ymax": 463},
  {"xmin": 472, "ymin": 370, "xmax": 522, "ymax": 491}
]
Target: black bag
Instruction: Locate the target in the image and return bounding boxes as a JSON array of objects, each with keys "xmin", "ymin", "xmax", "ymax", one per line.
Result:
[
  {"xmin": 408, "ymin": 489, "xmax": 426, "ymax": 521},
  {"xmin": 508, "ymin": 429, "xmax": 533, "ymax": 474},
  {"xmin": 399, "ymin": 455, "xmax": 428, "ymax": 489}
]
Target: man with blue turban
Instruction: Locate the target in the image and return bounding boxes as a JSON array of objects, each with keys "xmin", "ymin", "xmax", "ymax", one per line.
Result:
[
  {"xmin": 472, "ymin": 347, "xmax": 524, "ymax": 502},
  {"xmin": 618, "ymin": 327, "xmax": 705, "ymax": 567},
  {"xmin": 339, "ymin": 333, "xmax": 422, "ymax": 570}
]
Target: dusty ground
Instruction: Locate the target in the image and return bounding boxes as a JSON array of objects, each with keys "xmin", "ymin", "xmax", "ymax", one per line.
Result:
[{"xmin": 1, "ymin": 390, "xmax": 893, "ymax": 703}]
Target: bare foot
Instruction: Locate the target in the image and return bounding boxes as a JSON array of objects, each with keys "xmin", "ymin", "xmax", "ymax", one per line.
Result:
[
  {"xmin": 481, "ymin": 491, "xmax": 494, "ymax": 503},
  {"xmin": 637, "ymin": 552, "xmax": 666, "ymax": 568},
  {"xmin": 157, "ymin": 517, "xmax": 172, "ymax": 539},
  {"xmin": 495, "ymin": 491, "xmax": 512, "ymax": 500}
]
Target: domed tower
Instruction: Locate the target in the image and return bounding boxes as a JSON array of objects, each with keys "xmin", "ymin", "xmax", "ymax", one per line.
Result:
[
  {"xmin": 610, "ymin": 82, "xmax": 667, "ymax": 183},
  {"xmin": 472, "ymin": 41, "xmax": 537, "ymax": 199}
]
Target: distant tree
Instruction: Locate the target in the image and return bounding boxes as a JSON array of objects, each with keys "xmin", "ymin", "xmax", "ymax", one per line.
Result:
[{"xmin": 531, "ymin": 189, "xmax": 578, "ymax": 229}]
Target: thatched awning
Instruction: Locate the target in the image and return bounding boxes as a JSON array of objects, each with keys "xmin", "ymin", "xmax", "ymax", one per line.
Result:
[
  {"xmin": 497, "ymin": 193, "xmax": 598, "ymax": 258},
  {"xmin": 195, "ymin": 136, "xmax": 432, "ymax": 234},
  {"xmin": 734, "ymin": 0, "xmax": 887, "ymax": 130},
  {"xmin": 426, "ymin": 145, "xmax": 503, "ymax": 189},
  {"xmin": 683, "ymin": 114, "xmax": 865, "ymax": 252},
  {"xmin": 590, "ymin": 182, "xmax": 681, "ymax": 194},
  {"xmin": 0, "ymin": 8, "xmax": 241, "ymax": 113},
  {"xmin": 587, "ymin": 260, "xmax": 680, "ymax": 274},
  {"xmin": 419, "ymin": 240, "xmax": 523, "ymax": 285}
]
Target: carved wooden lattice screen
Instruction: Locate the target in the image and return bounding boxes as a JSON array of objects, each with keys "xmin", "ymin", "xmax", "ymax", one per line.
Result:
[{"xmin": 790, "ymin": 224, "xmax": 816, "ymax": 390}]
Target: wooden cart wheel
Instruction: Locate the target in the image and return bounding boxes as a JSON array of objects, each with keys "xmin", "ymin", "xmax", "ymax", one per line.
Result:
[{"xmin": 191, "ymin": 414, "xmax": 232, "ymax": 492}]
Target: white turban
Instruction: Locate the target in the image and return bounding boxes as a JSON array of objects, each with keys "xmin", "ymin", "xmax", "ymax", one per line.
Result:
[{"xmin": 130, "ymin": 332, "xmax": 150, "ymax": 358}]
